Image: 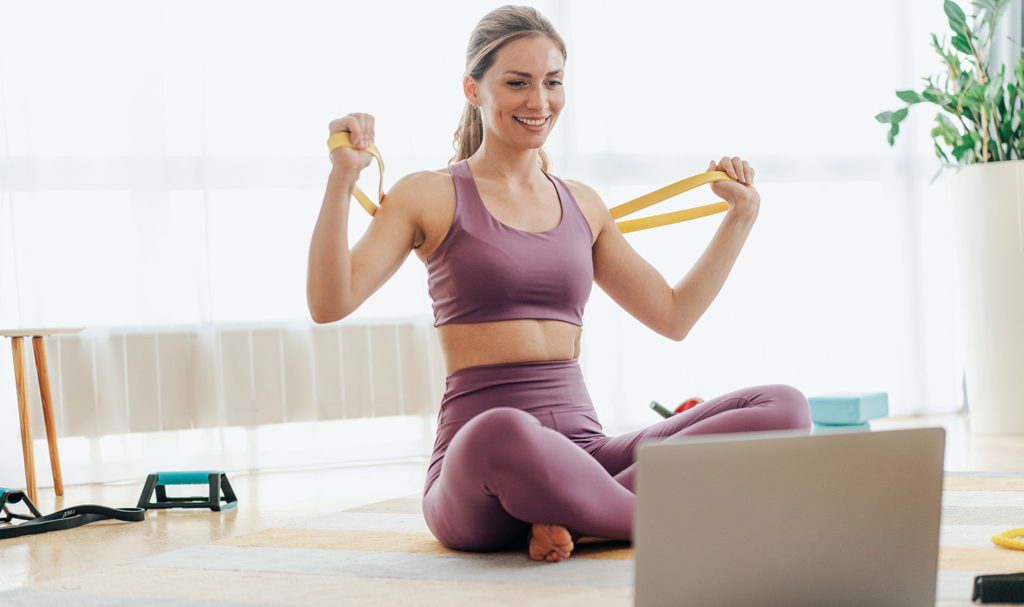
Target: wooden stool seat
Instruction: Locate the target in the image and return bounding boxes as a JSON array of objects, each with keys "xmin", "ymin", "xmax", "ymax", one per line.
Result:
[{"xmin": 2, "ymin": 328, "xmax": 83, "ymax": 504}]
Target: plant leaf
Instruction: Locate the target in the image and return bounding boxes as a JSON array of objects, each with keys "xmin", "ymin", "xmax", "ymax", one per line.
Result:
[
  {"xmin": 875, "ymin": 110, "xmax": 893, "ymax": 123},
  {"xmin": 934, "ymin": 114, "xmax": 961, "ymax": 146},
  {"xmin": 936, "ymin": 114, "xmax": 958, "ymax": 131},
  {"xmin": 951, "ymin": 34, "xmax": 973, "ymax": 54},
  {"xmin": 953, "ymin": 133, "xmax": 975, "ymax": 157},
  {"xmin": 944, "ymin": 0, "xmax": 969, "ymax": 36},
  {"xmin": 896, "ymin": 90, "xmax": 923, "ymax": 103},
  {"xmin": 960, "ymin": 85, "xmax": 985, "ymax": 108}
]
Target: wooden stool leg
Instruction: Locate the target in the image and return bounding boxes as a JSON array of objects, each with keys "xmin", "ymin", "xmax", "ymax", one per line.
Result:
[
  {"xmin": 11, "ymin": 337, "xmax": 38, "ymax": 504},
  {"xmin": 33, "ymin": 336, "xmax": 64, "ymax": 496}
]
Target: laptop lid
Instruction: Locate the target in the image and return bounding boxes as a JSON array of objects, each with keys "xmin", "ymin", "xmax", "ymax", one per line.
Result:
[{"xmin": 634, "ymin": 427, "xmax": 946, "ymax": 607}]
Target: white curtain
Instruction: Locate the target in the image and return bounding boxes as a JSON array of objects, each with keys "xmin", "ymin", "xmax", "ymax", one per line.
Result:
[{"xmin": 0, "ymin": 0, "xmax": 965, "ymax": 485}]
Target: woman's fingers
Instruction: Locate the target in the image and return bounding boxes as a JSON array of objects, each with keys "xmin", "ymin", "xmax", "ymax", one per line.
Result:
[
  {"xmin": 357, "ymin": 113, "xmax": 375, "ymax": 149},
  {"xmin": 353, "ymin": 112, "xmax": 374, "ymax": 149},
  {"xmin": 328, "ymin": 113, "xmax": 375, "ymax": 149},
  {"xmin": 718, "ymin": 156, "xmax": 739, "ymax": 182},
  {"xmin": 328, "ymin": 113, "xmax": 377, "ymax": 171},
  {"xmin": 713, "ymin": 156, "xmax": 754, "ymax": 185}
]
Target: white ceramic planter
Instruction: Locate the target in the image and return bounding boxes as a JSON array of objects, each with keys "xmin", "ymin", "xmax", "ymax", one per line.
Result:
[{"xmin": 950, "ymin": 159, "xmax": 1024, "ymax": 434}]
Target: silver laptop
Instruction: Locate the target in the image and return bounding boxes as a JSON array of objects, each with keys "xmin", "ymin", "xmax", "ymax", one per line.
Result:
[{"xmin": 634, "ymin": 427, "xmax": 946, "ymax": 607}]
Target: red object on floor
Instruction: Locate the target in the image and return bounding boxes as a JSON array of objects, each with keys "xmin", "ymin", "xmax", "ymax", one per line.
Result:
[{"xmin": 674, "ymin": 398, "xmax": 704, "ymax": 414}]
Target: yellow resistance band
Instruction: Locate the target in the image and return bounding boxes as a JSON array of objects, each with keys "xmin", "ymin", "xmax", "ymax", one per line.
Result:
[
  {"xmin": 328, "ymin": 131, "xmax": 385, "ymax": 216},
  {"xmin": 992, "ymin": 527, "xmax": 1024, "ymax": 550},
  {"xmin": 610, "ymin": 172, "xmax": 755, "ymax": 234},
  {"xmin": 327, "ymin": 132, "xmax": 754, "ymax": 232}
]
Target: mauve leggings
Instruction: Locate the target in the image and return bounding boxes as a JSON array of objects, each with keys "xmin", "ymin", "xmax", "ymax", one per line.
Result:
[{"xmin": 421, "ymin": 358, "xmax": 811, "ymax": 552}]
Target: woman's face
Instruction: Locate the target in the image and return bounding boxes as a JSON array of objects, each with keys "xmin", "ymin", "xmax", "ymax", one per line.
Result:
[{"xmin": 468, "ymin": 35, "xmax": 565, "ymax": 149}]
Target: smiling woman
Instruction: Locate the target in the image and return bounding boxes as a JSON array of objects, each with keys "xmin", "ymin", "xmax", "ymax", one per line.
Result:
[
  {"xmin": 0, "ymin": 0, "xmax": 965, "ymax": 520},
  {"xmin": 307, "ymin": 4, "xmax": 810, "ymax": 564},
  {"xmin": 450, "ymin": 13, "xmax": 567, "ymax": 172}
]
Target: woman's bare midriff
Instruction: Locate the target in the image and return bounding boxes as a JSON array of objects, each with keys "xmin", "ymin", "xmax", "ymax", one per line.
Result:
[{"xmin": 438, "ymin": 319, "xmax": 582, "ymax": 375}]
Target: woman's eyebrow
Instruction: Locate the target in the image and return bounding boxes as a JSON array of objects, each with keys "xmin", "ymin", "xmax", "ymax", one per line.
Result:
[{"xmin": 502, "ymin": 70, "xmax": 564, "ymax": 77}]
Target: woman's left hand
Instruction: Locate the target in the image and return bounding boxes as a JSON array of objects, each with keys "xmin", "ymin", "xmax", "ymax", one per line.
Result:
[{"xmin": 708, "ymin": 156, "xmax": 760, "ymax": 220}]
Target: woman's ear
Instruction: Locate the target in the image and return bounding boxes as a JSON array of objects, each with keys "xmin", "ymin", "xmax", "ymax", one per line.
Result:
[{"xmin": 463, "ymin": 75, "xmax": 479, "ymax": 106}]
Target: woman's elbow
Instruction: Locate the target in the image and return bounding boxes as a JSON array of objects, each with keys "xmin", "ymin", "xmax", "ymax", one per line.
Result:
[
  {"xmin": 310, "ymin": 308, "xmax": 338, "ymax": 324},
  {"xmin": 664, "ymin": 319, "xmax": 690, "ymax": 342},
  {"xmin": 307, "ymin": 297, "xmax": 350, "ymax": 324}
]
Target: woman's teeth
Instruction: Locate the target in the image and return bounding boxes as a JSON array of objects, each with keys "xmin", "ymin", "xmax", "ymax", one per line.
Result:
[{"xmin": 514, "ymin": 116, "xmax": 547, "ymax": 126}]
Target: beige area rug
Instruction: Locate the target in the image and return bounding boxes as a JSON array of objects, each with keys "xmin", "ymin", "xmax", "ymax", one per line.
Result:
[{"xmin": 2, "ymin": 473, "xmax": 1023, "ymax": 606}]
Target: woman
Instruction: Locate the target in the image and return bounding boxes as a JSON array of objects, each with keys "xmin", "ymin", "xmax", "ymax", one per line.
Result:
[{"xmin": 307, "ymin": 5, "xmax": 811, "ymax": 563}]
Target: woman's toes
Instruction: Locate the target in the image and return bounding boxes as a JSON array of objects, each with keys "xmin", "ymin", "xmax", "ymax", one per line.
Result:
[{"xmin": 529, "ymin": 523, "xmax": 574, "ymax": 562}]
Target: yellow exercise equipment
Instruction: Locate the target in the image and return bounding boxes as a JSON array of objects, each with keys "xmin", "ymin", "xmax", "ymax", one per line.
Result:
[
  {"xmin": 609, "ymin": 172, "xmax": 754, "ymax": 234},
  {"xmin": 991, "ymin": 527, "xmax": 1024, "ymax": 550},
  {"xmin": 327, "ymin": 132, "xmax": 755, "ymax": 232},
  {"xmin": 328, "ymin": 131, "xmax": 385, "ymax": 217}
]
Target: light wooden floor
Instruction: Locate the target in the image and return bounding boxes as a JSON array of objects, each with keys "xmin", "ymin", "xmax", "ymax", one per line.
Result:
[
  {"xmin": 0, "ymin": 458, "xmax": 430, "ymax": 594},
  {"xmin": 1, "ymin": 411, "xmax": 1021, "ymax": 595}
]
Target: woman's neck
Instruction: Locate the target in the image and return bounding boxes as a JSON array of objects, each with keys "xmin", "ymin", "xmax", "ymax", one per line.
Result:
[{"xmin": 468, "ymin": 138, "xmax": 544, "ymax": 186}]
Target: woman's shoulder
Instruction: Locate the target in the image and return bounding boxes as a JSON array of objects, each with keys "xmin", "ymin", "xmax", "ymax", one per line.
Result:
[
  {"xmin": 383, "ymin": 167, "xmax": 455, "ymax": 210},
  {"xmin": 383, "ymin": 167, "xmax": 457, "ymax": 258},
  {"xmin": 560, "ymin": 177, "xmax": 611, "ymax": 218},
  {"xmin": 389, "ymin": 166, "xmax": 452, "ymax": 193}
]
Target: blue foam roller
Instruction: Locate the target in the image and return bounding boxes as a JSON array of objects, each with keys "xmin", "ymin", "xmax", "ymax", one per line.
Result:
[
  {"xmin": 812, "ymin": 421, "xmax": 871, "ymax": 434},
  {"xmin": 807, "ymin": 392, "xmax": 889, "ymax": 425}
]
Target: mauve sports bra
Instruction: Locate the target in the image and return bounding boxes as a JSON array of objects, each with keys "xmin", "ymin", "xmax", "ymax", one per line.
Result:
[{"xmin": 425, "ymin": 159, "xmax": 594, "ymax": 327}]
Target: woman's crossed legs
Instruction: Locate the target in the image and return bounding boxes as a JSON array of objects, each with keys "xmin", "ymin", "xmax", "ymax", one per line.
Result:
[
  {"xmin": 421, "ymin": 384, "xmax": 810, "ymax": 556},
  {"xmin": 589, "ymin": 384, "xmax": 812, "ymax": 491}
]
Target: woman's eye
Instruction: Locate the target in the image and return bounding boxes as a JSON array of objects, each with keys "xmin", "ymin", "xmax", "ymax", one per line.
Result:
[{"xmin": 507, "ymin": 80, "xmax": 562, "ymax": 88}]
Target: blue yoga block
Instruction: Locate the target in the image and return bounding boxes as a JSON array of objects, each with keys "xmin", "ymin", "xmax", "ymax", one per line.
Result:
[
  {"xmin": 807, "ymin": 392, "xmax": 889, "ymax": 425},
  {"xmin": 812, "ymin": 422, "xmax": 871, "ymax": 434}
]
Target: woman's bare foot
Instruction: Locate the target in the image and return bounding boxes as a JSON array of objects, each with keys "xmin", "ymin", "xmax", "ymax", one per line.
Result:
[{"xmin": 528, "ymin": 523, "xmax": 575, "ymax": 562}]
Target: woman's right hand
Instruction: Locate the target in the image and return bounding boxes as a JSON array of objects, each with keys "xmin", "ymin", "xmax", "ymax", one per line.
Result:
[{"xmin": 328, "ymin": 113, "xmax": 376, "ymax": 174}]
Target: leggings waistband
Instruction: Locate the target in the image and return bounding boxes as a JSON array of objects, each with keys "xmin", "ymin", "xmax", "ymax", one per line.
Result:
[
  {"xmin": 439, "ymin": 358, "xmax": 592, "ymax": 425},
  {"xmin": 445, "ymin": 357, "xmax": 581, "ymax": 381}
]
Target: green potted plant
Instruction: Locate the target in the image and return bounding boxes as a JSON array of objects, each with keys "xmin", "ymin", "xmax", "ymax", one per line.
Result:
[
  {"xmin": 877, "ymin": 0, "xmax": 1024, "ymax": 435},
  {"xmin": 878, "ymin": 0, "xmax": 1021, "ymax": 174}
]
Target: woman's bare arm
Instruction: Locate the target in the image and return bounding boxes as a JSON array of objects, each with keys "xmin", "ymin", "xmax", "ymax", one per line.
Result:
[
  {"xmin": 574, "ymin": 156, "xmax": 759, "ymax": 340},
  {"xmin": 307, "ymin": 113, "xmax": 421, "ymax": 323}
]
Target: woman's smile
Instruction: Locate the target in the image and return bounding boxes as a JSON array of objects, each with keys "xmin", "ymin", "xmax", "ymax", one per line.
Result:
[{"xmin": 513, "ymin": 115, "xmax": 550, "ymax": 130}]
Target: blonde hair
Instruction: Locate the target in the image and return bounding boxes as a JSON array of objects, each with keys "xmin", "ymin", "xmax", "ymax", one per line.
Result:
[{"xmin": 449, "ymin": 5, "xmax": 566, "ymax": 171}]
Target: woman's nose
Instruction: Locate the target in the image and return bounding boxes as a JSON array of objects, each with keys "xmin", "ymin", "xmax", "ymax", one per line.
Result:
[{"xmin": 526, "ymin": 85, "xmax": 547, "ymax": 110}]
